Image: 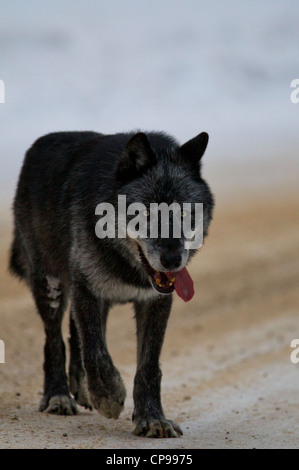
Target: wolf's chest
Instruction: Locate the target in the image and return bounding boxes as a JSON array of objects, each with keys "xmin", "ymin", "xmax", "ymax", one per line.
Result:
[{"xmin": 91, "ymin": 276, "xmax": 159, "ymax": 303}]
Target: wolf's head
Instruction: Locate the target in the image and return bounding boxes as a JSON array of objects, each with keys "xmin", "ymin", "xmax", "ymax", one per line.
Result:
[{"xmin": 116, "ymin": 131, "xmax": 214, "ymax": 301}]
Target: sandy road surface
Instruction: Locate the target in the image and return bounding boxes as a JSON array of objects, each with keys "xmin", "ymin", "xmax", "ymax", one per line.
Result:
[{"xmin": 0, "ymin": 188, "xmax": 298, "ymax": 448}]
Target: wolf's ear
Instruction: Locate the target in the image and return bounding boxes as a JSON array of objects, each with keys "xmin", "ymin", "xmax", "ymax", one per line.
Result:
[
  {"xmin": 179, "ymin": 132, "xmax": 209, "ymax": 165},
  {"xmin": 117, "ymin": 133, "xmax": 156, "ymax": 179}
]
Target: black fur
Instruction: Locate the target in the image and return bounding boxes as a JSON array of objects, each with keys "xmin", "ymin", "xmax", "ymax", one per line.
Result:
[{"xmin": 9, "ymin": 130, "xmax": 214, "ymax": 437}]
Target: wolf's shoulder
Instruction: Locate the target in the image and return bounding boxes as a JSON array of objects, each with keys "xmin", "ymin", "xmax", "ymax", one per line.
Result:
[{"xmin": 29, "ymin": 130, "xmax": 102, "ymax": 151}]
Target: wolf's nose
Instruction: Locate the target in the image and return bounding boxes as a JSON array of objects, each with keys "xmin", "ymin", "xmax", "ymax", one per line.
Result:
[{"xmin": 160, "ymin": 251, "xmax": 182, "ymax": 270}]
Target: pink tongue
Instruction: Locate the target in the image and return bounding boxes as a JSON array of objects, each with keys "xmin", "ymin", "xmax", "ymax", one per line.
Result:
[{"xmin": 166, "ymin": 268, "xmax": 194, "ymax": 302}]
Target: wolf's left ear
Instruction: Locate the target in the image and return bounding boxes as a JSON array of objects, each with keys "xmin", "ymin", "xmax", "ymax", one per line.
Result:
[
  {"xmin": 179, "ymin": 132, "xmax": 209, "ymax": 166},
  {"xmin": 117, "ymin": 133, "xmax": 156, "ymax": 179}
]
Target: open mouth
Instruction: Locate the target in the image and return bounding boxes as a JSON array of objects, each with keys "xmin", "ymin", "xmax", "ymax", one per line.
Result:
[
  {"xmin": 138, "ymin": 246, "xmax": 194, "ymax": 302},
  {"xmin": 138, "ymin": 245, "xmax": 175, "ymax": 294}
]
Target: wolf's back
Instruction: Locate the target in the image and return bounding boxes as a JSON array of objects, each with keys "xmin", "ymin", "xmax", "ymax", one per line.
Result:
[{"xmin": 9, "ymin": 131, "xmax": 103, "ymax": 280}]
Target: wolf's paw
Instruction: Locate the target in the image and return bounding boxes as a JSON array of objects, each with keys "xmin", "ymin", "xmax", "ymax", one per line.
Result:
[
  {"xmin": 69, "ymin": 372, "xmax": 92, "ymax": 410},
  {"xmin": 39, "ymin": 394, "xmax": 77, "ymax": 415},
  {"xmin": 95, "ymin": 396, "xmax": 125, "ymax": 419},
  {"xmin": 89, "ymin": 372, "xmax": 126, "ymax": 419},
  {"xmin": 133, "ymin": 417, "xmax": 183, "ymax": 438}
]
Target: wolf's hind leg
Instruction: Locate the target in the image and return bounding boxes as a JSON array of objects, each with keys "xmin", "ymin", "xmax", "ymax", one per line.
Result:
[
  {"xmin": 69, "ymin": 311, "xmax": 92, "ymax": 409},
  {"xmin": 71, "ymin": 280, "xmax": 126, "ymax": 419},
  {"xmin": 31, "ymin": 272, "xmax": 77, "ymax": 415}
]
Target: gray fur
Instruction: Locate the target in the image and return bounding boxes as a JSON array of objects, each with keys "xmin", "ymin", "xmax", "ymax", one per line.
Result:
[{"xmin": 9, "ymin": 129, "xmax": 214, "ymax": 437}]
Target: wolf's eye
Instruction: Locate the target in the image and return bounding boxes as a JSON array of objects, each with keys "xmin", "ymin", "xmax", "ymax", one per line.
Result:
[{"xmin": 143, "ymin": 209, "xmax": 150, "ymax": 217}]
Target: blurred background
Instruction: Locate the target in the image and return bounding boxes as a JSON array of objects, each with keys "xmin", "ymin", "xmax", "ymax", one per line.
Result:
[
  {"xmin": 0, "ymin": 0, "xmax": 298, "ymax": 206},
  {"xmin": 0, "ymin": 0, "xmax": 298, "ymax": 449}
]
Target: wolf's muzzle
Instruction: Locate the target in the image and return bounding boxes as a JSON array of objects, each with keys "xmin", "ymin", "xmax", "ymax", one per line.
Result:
[{"xmin": 160, "ymin": 250, "xmax": 182, "ymax": 271}]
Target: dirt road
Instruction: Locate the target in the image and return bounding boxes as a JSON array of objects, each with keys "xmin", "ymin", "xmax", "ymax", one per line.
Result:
[{"xmin": 0, "ymin": 187, "xmax": 298, "ymax": 448}]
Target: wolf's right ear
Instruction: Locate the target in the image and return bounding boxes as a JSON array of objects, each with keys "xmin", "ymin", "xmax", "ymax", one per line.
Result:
[
  {"xmin": 179, "ymin": 132, "xmax": 209, "ymax": 166},
  {"xmin": 117, "ymin": 133, "xmax": 156, "ymax": 180}
]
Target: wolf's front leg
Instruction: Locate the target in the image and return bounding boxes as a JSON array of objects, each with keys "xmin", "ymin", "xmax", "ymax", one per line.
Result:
[
  {"xmin": 133, "ymin": 295, "xmax": 183, "ymax": 438},
  {"xmin": 71, "ymin": 280, "xmax": 126, "ymax": 419}
]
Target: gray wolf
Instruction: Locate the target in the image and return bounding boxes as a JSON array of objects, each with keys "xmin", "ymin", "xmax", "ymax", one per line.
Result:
[{"xmin": 9, "ymin": 130, "xmax": 214, "ymax": 437}]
